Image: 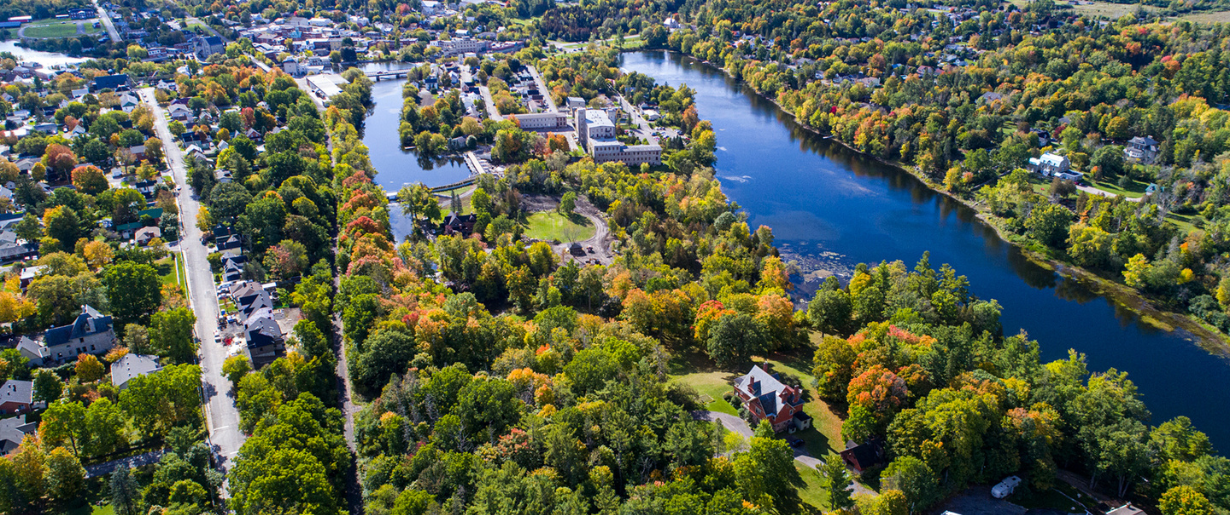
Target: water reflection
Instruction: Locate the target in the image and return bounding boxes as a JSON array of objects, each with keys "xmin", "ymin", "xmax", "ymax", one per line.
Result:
[{"xmin": 623, "ymin": 50, "xmax": 1230, "ymax": 448}]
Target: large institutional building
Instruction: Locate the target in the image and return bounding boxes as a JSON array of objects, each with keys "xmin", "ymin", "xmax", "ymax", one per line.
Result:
[{"xmin": 574, "ymin": 108, "xmax": 661, "ymax": 166}]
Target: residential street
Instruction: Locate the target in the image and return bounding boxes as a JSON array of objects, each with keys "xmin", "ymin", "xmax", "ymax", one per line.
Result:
[
  {"xmin": 137, "ymin": 88, "xmax": 245, "ymax": 479},
  {"xmin": 91, "ymin": 0, "xmax": 120, "ymax": 41}
]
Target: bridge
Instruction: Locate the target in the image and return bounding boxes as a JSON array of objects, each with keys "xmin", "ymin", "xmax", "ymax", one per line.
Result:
[{"xmin": 367, "ymin": 70, "xmax": 411, "ymax": 81}]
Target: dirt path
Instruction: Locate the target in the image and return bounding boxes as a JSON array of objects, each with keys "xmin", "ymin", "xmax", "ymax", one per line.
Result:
[{"xmin": 522, "ymin": 193, "xmax": 615, "ymax": 265}]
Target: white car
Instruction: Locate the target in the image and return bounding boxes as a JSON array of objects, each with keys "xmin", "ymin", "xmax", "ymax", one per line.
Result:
[{"xmin": 991, "ymin": 476, "xmax": 1022, "ymax": 499}]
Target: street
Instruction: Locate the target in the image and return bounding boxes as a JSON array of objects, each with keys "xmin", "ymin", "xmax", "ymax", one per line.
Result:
[
  {"xmin": 137, "ymin": 88, "xmax": 245, "ymax": 481},
  {"xmin": 91, "ymin": 0, "xmax": 120, "ymax": 42}
]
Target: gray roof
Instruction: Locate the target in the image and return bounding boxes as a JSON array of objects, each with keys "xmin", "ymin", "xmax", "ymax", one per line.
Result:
[
  {"xmin": 734, "ymin": 365, "xmax": 792, "ymax": 415},
  {"xmin": 0, "ymin": 380, "xmax": 34, "ymax": 406},
  {"xmin": 0, "ymin": 414, "xmax": 37, "ymax": 455},
  {"xmin": 16, "ymin": 336, "xmax": 48, "ymax": 361},
  {"xmin": 44, "ymin": 305, "xmax": 113, "ymax": 346},
  {"xmin": 110, "ymin": 353, "xmax": 162, "ymax": 389}
]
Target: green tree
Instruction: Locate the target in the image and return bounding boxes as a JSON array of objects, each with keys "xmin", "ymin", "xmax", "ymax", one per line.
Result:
[
  {"xmin": 707, "ymin": 313, "xmax": 766, "ymax": 368},
  {"xmin": 1159, "ymin": 485, "xmax": 1213, "ymax": 515},
  {"xmin": 45, "ymin": 447, "xmax": 86, "ymax": 507},
  {"xmin": 33, "ymin": 369, "xmax": 63, "ymax": 404},
  {"xmin": 105, "ymin": 262, "xmax": 162, "ymax": 322},
  {"xmin": 558, "ymin": 192, "xmax": 577, "ymax": 216},
  {"xmin": 821, "ymin": 453, "xmax": 854, "ymax": 511},
  {"xmin": 110, "ymin": 464, "xmax": 141, "ymax": 515},
  {"xmin": 858, "ymin": 489, "xmax": 909, "ymax": 515},
  {"xmin": 1025, "ymin": 203, "xmax": 1072, "ymax": 248},
  {"xmin": 223, "ymin": 355, "xmax": 251, "ymax": 387},
  {"xmin": 150, "ymin": 307, "xmax": 197, "ymax": 363},
  {"xmin": 84, "ymin": 398, "xmax": 125, "ymax": 458},
  {"xmin": 882, "ymin": 456, "xmax": 938, "ymax": 509},
  {"xmin": 40, "ymin": 401, "xmax": 87, "ymax": 455}
]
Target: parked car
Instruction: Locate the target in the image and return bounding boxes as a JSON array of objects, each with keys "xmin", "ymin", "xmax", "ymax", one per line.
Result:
[
  {"xmin": 991, "ymin": 476, "xmax": 1022, "ymax": 499},
  {"xmin": 786, "ymin": 436, "xmax": 805, "ymax": 448}
]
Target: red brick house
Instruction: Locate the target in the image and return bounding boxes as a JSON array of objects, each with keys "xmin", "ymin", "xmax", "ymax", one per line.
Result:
[
  {"xmin": 733, "ymin": 365, "xmax": 811, "ymax": 433},
  {"xmin": 0, "ymin": 380, "xmax": 35, "ymax": 415}
]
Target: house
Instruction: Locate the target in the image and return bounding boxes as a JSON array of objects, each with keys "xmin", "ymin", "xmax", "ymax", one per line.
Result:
[
  {"xmin": 134, "ymin": 226, "xmax": 162, "ymax": 246},
  {"xmin": 0, "ymin": 415, "xmax": 37, "ymax": 455},
  {"xmin": 39, "ymin": 305, "xmax": 116, "ymax": 363},
  {"xmin": 195, "ymin": 35, "xmax": 226, "ymax": 58},
  {"xmin": 110, "ymin": 353, "xmax": 162, "ymax": 389},
  {"xmin": 565, "ymin": 97, "xmax": 586, "ymax": 110},
  {"xmin": 244, "ymin": 307, "xmax": 285, "ymax": 368},
  {"xmin": 282, "ymin": 56, "xmax": 301, "ymax": 76},
  {"xmin": 1105, "ymin": 504, "xmax": 1146, "ymax": 515},
  {"xmin": 731, "ymin": 365, "xmax": 809, "ymax": 432},
  {"xmin": 839, "ymin": 439, "xmax": 885, "ymax": 473},
  {"xmin": 1125, "ymin": 136, "xmax": 1158, "ymax": 164},
  {"xmin": 1027, "ymin": 152, "xmax": 1070, "ymax": 177},
  {"xmin": 92, "ymin": 74, "xmax": 131, "ymax": 92},
  {"xmin": 443, "ymin": 212, "xmax": 477, "ymax": 236},
  {"xmin": 0, "ymin": 380, "xmax": 35, "ymax": 415}
]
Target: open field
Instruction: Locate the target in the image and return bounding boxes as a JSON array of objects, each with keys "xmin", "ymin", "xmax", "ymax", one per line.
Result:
[
  {"xmin": 22, "ymin": 19, "xmax": 97, "ymax": 38},
  {"xmin": 524, "ymin": 211, "xmax": 595, "ymax": 242}
]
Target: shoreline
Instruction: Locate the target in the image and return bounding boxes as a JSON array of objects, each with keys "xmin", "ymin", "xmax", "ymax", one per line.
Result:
[{"xmin": 657, "ymin": 50, "xmax": 1230, "ymax": 356}]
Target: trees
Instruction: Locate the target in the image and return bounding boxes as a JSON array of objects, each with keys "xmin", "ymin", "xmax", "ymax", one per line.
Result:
[
  {"xmin": 75, "ymin": 354, "xmax": 104, "ymax": 382},
  {"xmin": 1159, "ymin": 485, "xmax": 1214, "ymax": 515},
  {"xmin": 40, "ymin": 401, "xmax": 87, "ymax": 455},
  {"xmin": 45, "ymin": 447, "xmax": 86, "ymax": 507},
  {"xmin": 1025, "ymin": 202, "xmax": 1072, "ymax": 248},
  {"xmin": 706, "ymin": 313, "xmax": 766, "ymax": 368},
  {"xmin": 105, "ymin": 262, "xmax": 162, "ymax": 323},
  {"xmin": 820, "ymin": 453, "xmax": 854, "ymax": 511},
  {"xmin": 223, "ymin": 355, "xmax": 252, "ymax": 387},
  {"xmin": 42, "ymin": 206, "xmax": 82, "ymax": 249},
  {"xmin": 32, "ymin": 369, "xmax": 63, "ymax": 404},
  {"xmin": 119, "ymin": 364, "xmax": 202, "ymax": 438},
  {"xmin": 110, "ymin": 464, "xmax": 141, "ymax": 515},
  {"xmin": 70, "ymin": 165, "xmax": 108, "ymax": 195},
  {"xmin": 150, "ymin": 307, "xmax": 198, "ymax": 364},
  {"xmin": 881, "ymin": 456, "xmax": 938, "ymax": 508}
]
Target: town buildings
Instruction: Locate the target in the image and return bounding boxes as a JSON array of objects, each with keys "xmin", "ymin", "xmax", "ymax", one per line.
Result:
[{"xmin": 575, "ymin": 108, "xmax": 662, "ymax": 166}]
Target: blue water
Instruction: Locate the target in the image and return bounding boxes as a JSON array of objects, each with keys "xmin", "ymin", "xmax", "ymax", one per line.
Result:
[
  {"xmin": 362, "ymin": 79, "xmax": 471, "ymax": 192},
  {"xmin": 622, "ymin": 50, "xmax": 1230, "ymax": 449}
]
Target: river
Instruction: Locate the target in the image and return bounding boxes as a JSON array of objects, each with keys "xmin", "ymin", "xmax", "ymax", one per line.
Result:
[
  {"xmin": 361, "ymin": 70, "xmax": 472, "ymax": 240},
  {"xmin": 619, "ymin": 50, "xmax": 1230, "ymax": 449}
]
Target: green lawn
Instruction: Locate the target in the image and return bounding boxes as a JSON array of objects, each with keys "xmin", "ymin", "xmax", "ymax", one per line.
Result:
[
  {"xmin": 524, "ymin": 211, "xmax": 595, "ymax": 242},
  {"xmin": 1167, "ymin": 211, "xmax": 1199, "ymax": 234},
  {"xmin": 1088, "ymin": 177, "xmax": 1147, "ymax": 198},
  {"xmin": 23, "ymin": 20, "xmax": 94, "ymax": 38}
]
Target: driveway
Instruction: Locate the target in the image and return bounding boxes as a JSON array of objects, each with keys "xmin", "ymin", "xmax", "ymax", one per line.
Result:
[
  {"xmin": 692, "ymin": 410, "xmax": 877, "ymax": 496},
  {"xmin": 138, "ymin": 88, "xmax": 245, "ymax": 485},
  {"xmin": 521, "ymin": 194, "xmax": 614, "ymax": 265},
  {"xmin": 1077, "ymin": 184, "xmax": 1142, "ymax": 202},
  {"xmin": 85, "ymin": 449, "xmax": 165, "ymax": 478}
]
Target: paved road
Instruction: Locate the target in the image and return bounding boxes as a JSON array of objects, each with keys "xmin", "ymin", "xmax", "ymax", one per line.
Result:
[
  {"xmin": 138, "ymin": 88, "xmax": 245, "ymax": 481},
  {"xmin": 615, "ymin": 93, "xmax": 675, "ymax": 145},
  {"xmin": 1077, "ymin": 184, "xmax": 1143, "ymax": 202},
  {"xmin": 526, "ymin": 65, "xmax": 557, "ymax": 113},
  {"xmin": 92, "ymin": 0, "xmax": 121, "ymax": 41},
  {"xmin": 478, "ymin": 86, "xmax": 505, "ymax": 121},
  {"xmin": 85, "ymin": 449, "xmax": 165, "ymax": 478}
]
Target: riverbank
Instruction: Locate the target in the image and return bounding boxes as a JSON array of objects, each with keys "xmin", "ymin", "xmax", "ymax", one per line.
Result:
[{"xmin": 657, "ymin": 50, "xmax": 1230, "ymax": 356}]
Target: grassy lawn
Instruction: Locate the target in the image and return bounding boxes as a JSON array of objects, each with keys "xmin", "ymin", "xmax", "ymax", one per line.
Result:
[
  {"xmin": 155, "ymin": 253, "xmax": 187, "ymax": 290},
  {"xmin": 1167, "ymin": 211, "xmax": 1199, "ymax": 234},
  {"xmin": 23, "ymin": 20, "xmax": 86, "ymax": 38},
  {"xmin": 1012, "ymin": 482, "xmax": 1091, "ymax": 512},
  {"xmin": 524, "ymin": 211, "xmax": 595, "ymax": 242},
  {"xmin": 795, "ymin": 461, "xmax": 828, "ymax": 510},
  {"xmin": 1088, "ymin": 177, "xmax": 1147, "ymax": 198}
]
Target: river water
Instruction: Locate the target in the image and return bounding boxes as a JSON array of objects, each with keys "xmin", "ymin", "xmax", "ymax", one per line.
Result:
[{"xmin": 620, "ymin": 50, "xmax": 1230, "ymax": 448}]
